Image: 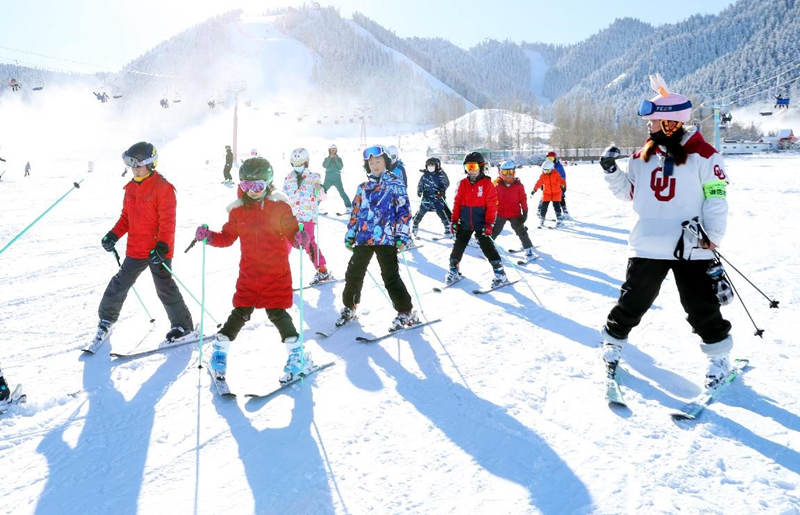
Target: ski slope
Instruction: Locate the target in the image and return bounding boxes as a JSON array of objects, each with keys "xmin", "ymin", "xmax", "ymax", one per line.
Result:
[{"xmin": 0, "ymin": 145, "xmax": 798, "ymax": 513}]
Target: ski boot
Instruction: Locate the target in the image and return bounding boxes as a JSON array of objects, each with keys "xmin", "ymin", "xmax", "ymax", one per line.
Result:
[
  {"xmin": 210, "ymin": 334, "xmax": 230, "ymax": 379},
  {"xmin": 490, "ymin": 266, "xmax": 508, "ymax": 288},
  {"xmin": 411, "ymin": 225, "xmax": 419, "ymax": 239},
  {"xmin": 443, "ymin": 227, "xmax": 454, "ymax": 239},
  {"xmin": 95, "ymin": 319, "xmax": 113, "ymax": 343},
  {"xmin": 445, "ymin": 265, "xmax": 462, "ymax": 285},
  {"xmin": 390, "ymin": 310, "xmax": 420, "ymax": 332},
  {"xmin": 280, "ymin": 337, "xmax": 314, "ymax": 384},
  {"xmin": 311, "ymin": 268, "xmax": 332, "ymax": 285},
  {"xmin": 537, "ymin": 217, "xmax": 545, "ymax": 229},
  {"xmin": 0, "ymin": 374, "xmax": 9, "ymax": 402},
  {"xmin": 525, "ymin": 247, "xmax": 537, "ymax": 260},
  {"xmin": 601, "ymin": 328, "xmax": 626, "ymax": 379},
  {"xmin": 165, "ymin": 326, "xmax": 191, "ymax": 342},
  {"xmin": 555, "ymin": 217, "xmax": 564, "ymax": 228},
  {"xmin": 700, "ymin": 336, "xmax": 733, "ymax": 388},
  {"xmin": 335, "ymin": 306, "xmax": 357, "ymax": 327}
]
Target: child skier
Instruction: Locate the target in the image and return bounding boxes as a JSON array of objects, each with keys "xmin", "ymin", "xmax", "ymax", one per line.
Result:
[
  {"xmin": 446, "ymin": 151, "xmax": 508, "ymax": 287},
  {"xmin": 194, "ymin": 157, "xmax": 313, "ymax": 385},
  {"xmin": 532, "ymin": 160, "xmax": 566, "ymax": 228},
  {"xmin": 411, "ymin": 157, "xmax": 451, "ymax": 238},
  {"xmin": 334, "ymin": 144, "xmax": 418, "ymax": 331},
  {"xmin": 492, "ymin": 160, "xmax": 536, "ymax": 260},
  {"xmin": 282, "ymin": 147, "xmax": 332, "ymax": 285},
  {"xmin": 546, "ymin": 151, "xmax": 571, "ymax": 220},
  {"xmin": 95, "ymin": 142, "xmax": 194, "ymax": 347}
]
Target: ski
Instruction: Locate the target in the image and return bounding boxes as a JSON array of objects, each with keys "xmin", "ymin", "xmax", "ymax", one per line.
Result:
[
  {"xmin": 335, "ymin": 211, "xmax": 353, "ymax": 216},
  {"xmin": 400, "ymin": 244, "xmax": 423, "ymax": 252},
  {"xmin": 671, "ymin": 358, "xmax": 749, "ymax": 421},
  {"xmin": 293, "ymin": 277, "xmax": 344, "ymax": 291},
  {"xmin": 605, "ymin": 377, "xmax": 627, "ymax": 408},
  {"xmin": 82, "ymin": 326, "xmax": 115, "ymax": 354},
  {"xmin": 110, "ymin": 332, "xmax": 214, "ymax": 360},
  {"xmin": 506, "ymin": 246, "xmax": 538, "ymax": 254},
  {"xmin": 431, "ymin": 235, "xmax": 455, "ymax": 242},
  {"xmin": 0, "ymin": 385, "xmax": 26, "ymax": 415},
  {"xmin": 315, "ymin": 317, "xmax": 358, "ymax": 338},
  {"xmin": 207, "ymin": 365, "xmax": 235, "ymax": 397},
  {"xmin": 473, "ymin": 279, "xmax": 520, "ymax": 295},
  {"xmin": 516, "ymin": 255, "xmax": 539, "ymax": 265},
  {"xmin": 433, "ymin": 275, "xmax": 465, "ymax": 292},
  {"xmin": 244, "ymin": 362, "xmax": 335, "ymax": 400},
  {"xmin": 355, "ymin": 319, "xmax": 441, "ymax": 343}
]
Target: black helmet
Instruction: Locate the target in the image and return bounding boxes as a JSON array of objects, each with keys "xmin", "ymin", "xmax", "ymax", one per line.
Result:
[
  {"xmin": 122, "ymin": 141, "xmax": 158, "ymax": 170},
  {"xmin": 425, "ymin": 157, "xmax": 441, "ymax": 171},
  {"xmin": 463, "ymin": 151, "xmax": 486, "ymax": 173},
  {"xmin": 239, "ymin": 157, "xmax": 274, "ymax": 183},
  {"xmin": 225, "ymin": 145, "xmax": 231, "ymax": 150}
]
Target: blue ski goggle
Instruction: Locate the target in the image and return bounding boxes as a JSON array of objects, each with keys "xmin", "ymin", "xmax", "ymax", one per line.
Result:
[
  {"xmin": 363, "ymin": 145, "xmax": 386, "ymax": 160},
  {"xmin": 122, "ymin": 153, "xmax": 157, "ymax": 168},
  {"xmin": 637, "ymin": 99, "xmax": 692, "ymax": 117}
]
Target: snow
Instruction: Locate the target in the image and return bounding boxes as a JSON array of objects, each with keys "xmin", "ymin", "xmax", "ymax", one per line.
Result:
[
  {"xmin": 2, "ymin": 110, "xmax": 799, "ymax": 515},
  {"xmin": 523, "ymin": 49, "xmax": 550, "ymax": 104}
]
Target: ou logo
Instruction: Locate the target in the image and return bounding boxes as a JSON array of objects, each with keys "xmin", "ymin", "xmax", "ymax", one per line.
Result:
[
  {"xmin": 714, "ymin": 164, "xmax": 727, "ymax": 181},
  {"xmin": 650, "ymin": 167, "xmax": 676, "ymax": 202}
]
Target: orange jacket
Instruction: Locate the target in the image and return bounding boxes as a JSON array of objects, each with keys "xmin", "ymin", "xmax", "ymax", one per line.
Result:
[
  {"xmin": 533, "ymin": 172, "xmax": 565, "ymax": 202},
  {"xmin": 111, "ymin": 171, "xmax": 177, "ymax": 259}
]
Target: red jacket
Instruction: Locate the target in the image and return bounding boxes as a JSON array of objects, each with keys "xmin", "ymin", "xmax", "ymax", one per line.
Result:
[
  {"xmin": 207, "ymin": 192, "xmax": 299, "ymax": 309},
  {"xmin": 493, "ymin": 178, "xmax": 528, "ymax": 219},
  {"xmin": 533, "ymin": 172, "xmax": 565, "ymax": 202},
  {"xmin": 111, "ymin": 171, "xmax": 177, "ymax": 259},
  {"xmin": 451, "ymin": 174, "xmax": 498, "ymax": 231}
]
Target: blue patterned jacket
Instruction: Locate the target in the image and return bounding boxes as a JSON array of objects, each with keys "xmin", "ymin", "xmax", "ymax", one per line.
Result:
[{"xmin": 345, "ymin": 171, "xmax": 411, "ymax": 247}]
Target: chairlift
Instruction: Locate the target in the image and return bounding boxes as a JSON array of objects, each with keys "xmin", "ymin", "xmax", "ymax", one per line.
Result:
[
  {"xmin": 775, "ymin": 95, "xmax": 790, "ymax": 109},
  {"xmin": 9, "ymin": 78, "xmax": 20, "ymax": 92},
  {"xmin": 160, "ymin": 98, "xmax": 170, "ymax": 109}
]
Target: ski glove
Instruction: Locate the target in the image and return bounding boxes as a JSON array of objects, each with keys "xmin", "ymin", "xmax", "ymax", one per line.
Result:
[
  {"xmin": 482, "ymin": 224, "xmax": 494, "ymax": 237},
  {"xmin": 395, "ymin": 239, "xmax": 406, "ymax": 253},
  {"xmin": 294, "ymin": 229, "xmax": 310, "ymax": 248},
  {"xmin": 451, "ymin": 221, "xmax": 460, "ymax": 234},
  {"xmin": 521, "ymin": 210, "xmax": 528, "ymax": 223},
  {"xmin": 345, "ymin": 239, "xmax": 355, "ymax": 251},
  {"xmin": 149, "ymin": 241, "xmax": 169, "ymax": 265},
  {"xmin": 101, "ymin": 231, "xmax": 118, "ymax": 252},
  {"xmin": 195, "ymin": 225, "xmax": 212, "ymax": 243},
  {"xmin": 600, "ymin": 145, "xmax": 621, "ymax": 173}
]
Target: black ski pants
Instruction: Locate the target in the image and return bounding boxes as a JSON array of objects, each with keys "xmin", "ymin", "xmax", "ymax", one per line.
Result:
[
  {"xmin": 449, "ymin": 228, "xmax": 501, "ymax": 268},
  {"xmin": 538, "ymin": 200, "xmax": 563, "ymax": 220},
  {"xmin": 492, "ymin": 215, "xmax": 533, "ymax": 249},
  {"xmin": 219, "ymin": 307, "xmax": 297, "ymax": 342},
  {"xmin": 222, "ymin": 163, "xmax": 232, "ymax": 182},
  {"xmin": 342, "ymin": 245, "xmax": 412, "ymax": 312},
  {"xmin": 560, "ymin": 185, "xmax": 568, "ymax": 212},
  {"xmin": 98, "ymin": 257, "xmax": 193, "ymax": 329},
  {"xmin": 412, "ymin": 197, "xmax": 452, "ymax": 232},
  {"xmin": 605, "ymin": 258, "xmax": 731, "ymax": 344}
]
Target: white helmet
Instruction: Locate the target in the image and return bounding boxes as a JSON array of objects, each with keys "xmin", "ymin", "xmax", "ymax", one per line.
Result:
[
  {"xmin": 542, "ymin": 160, "xmax": 555, "ymax": 172},
  {"xmin": 328, "ymin": 144, "xmax": 337, "ymax": 151},
  {"xmin": 290, "ymin": 147, "xmax": 309, "ymax": 168},
  {"xmin": 386, "ymin": 145, "xmax": 399, "ymax": 164}
]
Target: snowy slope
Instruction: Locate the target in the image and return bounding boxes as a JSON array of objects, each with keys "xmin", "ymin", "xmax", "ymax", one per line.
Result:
[{"xmin": 1, "ymin": 137, "xmax": 799, "ymax": 514}]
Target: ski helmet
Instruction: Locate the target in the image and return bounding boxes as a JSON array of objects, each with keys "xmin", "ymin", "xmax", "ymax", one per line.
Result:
[
  {"xmin": 424, "ymin": 157, "xmax": 441, "ymax": 172},
  {"xmin": 386, "ymin": 145, "xmax": 399, "ymax": 165},
  {"xmin": 500, "ymin": 160, "xmax": 516, "ymax": 171},
  {"xmin": 328, "ymin": 144, "xmax": 337, "ymax": 152},
  {"xmin": 290, "ymin": 147, "xmax": 310, "ymax": 169},
  {"xmin": 239, "ymin": 157, "xmax": 274, "ymax": 183},
  {"xmin": 638, "ymin": 73, "xmax": 692, "ymax": 123},
  {"xmin": 362, "ymin": 144, "xmax": 391, "ymax": 173},
  {"xmin": 122, "ymin": 141, "xmax": 158, "ymax": 170},
  {"xmin": 463, "ymin": 151, "xmax": 486, "ymax": 173},
  {"xmin": 225, "ymin": 145, "xmax": 231, "ymax": 150}
]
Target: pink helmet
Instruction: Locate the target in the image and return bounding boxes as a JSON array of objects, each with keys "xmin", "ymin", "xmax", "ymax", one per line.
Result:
[{"xmin": 638, "ymin": 74, "xmax": 692, "ymax": 123}]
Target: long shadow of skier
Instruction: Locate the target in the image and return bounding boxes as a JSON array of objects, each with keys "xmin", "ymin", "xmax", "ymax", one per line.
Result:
[
  {"xmin": 366, "ymin": 333, "xmax": 594, "ymax": 512},
  {"xmin": 511, "ymin": 249, "xmax": 621, "ymax": 300},
  {"xmin": 35, "ymin": 348, "xmax": 191, "ymax": 515},
  {"xmin": 212, "ymin": 383, "xmax": 336, "ymax": 513}
]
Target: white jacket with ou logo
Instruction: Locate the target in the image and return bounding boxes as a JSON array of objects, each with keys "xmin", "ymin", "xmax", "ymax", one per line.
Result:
[
  {"xmin": 604, "ymin": 127, "xmax": 729, "ymax": 260},
  {"xmin": 282, "ymin": 168, "xmax": 325, "ymax": 222}
]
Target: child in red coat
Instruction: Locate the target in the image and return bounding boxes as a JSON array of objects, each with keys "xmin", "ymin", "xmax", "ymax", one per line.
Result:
[
  {"xmin": 492, "ymin": 161, "xmax": 536, "ymax": 260},
  {"xmin": 533, "ymin": 160, "xmax": 566, "ymax": 228},
  {"xmin": 194, "ymin": 157, "xmax": 312, "ymax": 385}
]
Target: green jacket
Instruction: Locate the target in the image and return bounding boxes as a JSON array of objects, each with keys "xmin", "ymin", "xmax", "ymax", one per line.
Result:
[{"xmin": 322, "ymin": 155, "xmax": 343, "ymax": 177}]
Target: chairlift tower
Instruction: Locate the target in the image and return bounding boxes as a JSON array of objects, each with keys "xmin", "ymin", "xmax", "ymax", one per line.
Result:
[{"xmin": 231, "ymin": 81, "xmax": 247, "ymax": 164}]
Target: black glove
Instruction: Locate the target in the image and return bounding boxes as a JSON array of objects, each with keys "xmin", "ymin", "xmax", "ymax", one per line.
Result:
[
  {"xmin": 101, "ymin": 231, "xmax": 118, "ymax": 252},
  {"xmin": 521, "ymin": 210, "xmax": 528, "ymax": 223},
  {"xmin": 600, "ymin": 145, "xmax": 621, "ymax": 174},
  {"xmin": 149, "ymin": 241, "xmax": 169, "ymax": 265}
]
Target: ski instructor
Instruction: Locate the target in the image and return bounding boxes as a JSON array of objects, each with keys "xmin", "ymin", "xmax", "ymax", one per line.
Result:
[
  {"xmin": 598, "ymin": 74, "xmax": 733, "ymax": 389},
  {"xmin": 94, "ymin": 142, "xmax": 194, "ymax": 346}
]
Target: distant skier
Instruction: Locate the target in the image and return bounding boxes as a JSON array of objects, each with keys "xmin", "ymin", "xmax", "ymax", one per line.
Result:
[
  {"xmin": 446, "ymin": 151, "xmax": 508, "ymax": 288},
  {"xmin": 546, "ymin": 151, "xmax": 571, "ymax": 220},
  {"xmin": 599, "ymin": 73, "xmax": 733, "ymax": 389},
  {"xmin": 321, "ymin": 144, "xmax": 351, "ymax": 212},
  {"xmin": 0, "ymin": 364, "xmax": 9, "ymax": 402},
  {"xmin": 411, "ymin": 157, "xmax": 451, "ymax": 238},
  {"xmin": 282, "ymin": 147, "xmax": 332, "ymax": 284},
  {"xmin": 532, "ymin": 160, "xmax": 565, "ymax": 227},
  {"xmin": 334, "ymin": 144, "xmax": 418, "ymax": 331},
  {"xmin": 222, "ymin": 145, "xmax": 233, "ymax": 183},
  {"xmin": 95, "ymin": 142, "xmax": 194, "ymax": 346},
  {"xmin": 492, "ymin": 160, "xmax": 536, "ymax": 260},
  {"xmin": 9, "ymin": 78, "xmax": 20, "ymax": 92},
  {"xmin": 193, "ymin": 157, "xmax": 313, "ymax": 385},
  {"xmin": 386, "ymin": 145, "xmax": 407, "ymax": 187},
  {"xmin": 24, "ymin": 161, "xmax": 30, "ymax": 177}
]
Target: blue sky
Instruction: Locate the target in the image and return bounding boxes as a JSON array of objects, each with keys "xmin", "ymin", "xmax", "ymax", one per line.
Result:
[{"xmin": 0, "ymin": 0, "xmax": 735, "ymax": 73}]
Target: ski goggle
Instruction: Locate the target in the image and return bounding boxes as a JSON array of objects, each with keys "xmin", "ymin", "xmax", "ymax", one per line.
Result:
[
  {"xmin": 363, "ymin": 145, "xmax": 386, "ymax": 160},
  {"xmin": 240, "ymin": 180, "xmax": 268, "ymax": 193},
  {"xmin": 500, "ymin": 168, "xmax": 515, "ymax": 176},
  {"xmin": 637, "ymin": 98, "xmax": 692, "ymax": 117},
  {"xmin": 464, "ymin": 162, "xmax": 481, "ymax": 173},
  {"xmin": 122, "ymin": 154, "xmax": 157, "ymax": 168},
  {"xmin": 546, "ymin": 156, "xmax": 555, "ymax": 161}
]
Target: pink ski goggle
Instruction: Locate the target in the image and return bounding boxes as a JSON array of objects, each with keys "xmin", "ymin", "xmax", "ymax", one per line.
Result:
[{"xmin": 240, "ymin": 180, "xmax": 268, "ymax": 193}]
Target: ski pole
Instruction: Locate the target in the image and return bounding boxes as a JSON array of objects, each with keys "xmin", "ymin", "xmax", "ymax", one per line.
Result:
[
  {"xmin": 160, "ymin": 262, "xmax": 222, "ymax": 327},
  {"xmin": 491, "ymin": 239, "xmax": 542, "ymax": 305},
  {"xmin": 399, "ymin": 249, "xmax": 426, "ymax": 317},
  {"xmin": 366, "ymin": 267, "xmax": 392, "ymax": 304},
  {"xmin": 0, "ymin": 179, "xmax": 84, "ymax": 256},
  {"xmin": 297, "ymin": 224, "xmax": 308, "ymax": 372},
  {"xmin": 713, "ymin": 251, "xmax": 780, "ymax": 308},
  {"xmin": 721, "ymin": 265, "xmax": 766, "ymax": 337},
  {"xmin": 185, "ymin": 225, "xmax": 207, "ymax": 253},
  {"xmin": 112, "ymin": 249, "xmax": 156, "ymax": 323}
]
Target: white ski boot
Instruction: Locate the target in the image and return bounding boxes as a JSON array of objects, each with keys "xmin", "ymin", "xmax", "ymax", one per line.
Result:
[
  {"xmin": 445, "ymin": 266, "xmax": 462, "ymax": 285},
  {"xmin": 601, "ymin": 328, "xmax": 627, "ymax": 378},
  {"xmin": 390, "ymin": 310, "xmax": 420, "ymax": 331},
  {"xmin": 700, "ymin": 336, "xmax": 734, "ymax": 388},
  {"xmin": 280, "ymin": 337, "xmax": 315, "ymax": 384},
  {"xmin": 311, "ymin": 269, "xmax": 332, "ymax": 285}
]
